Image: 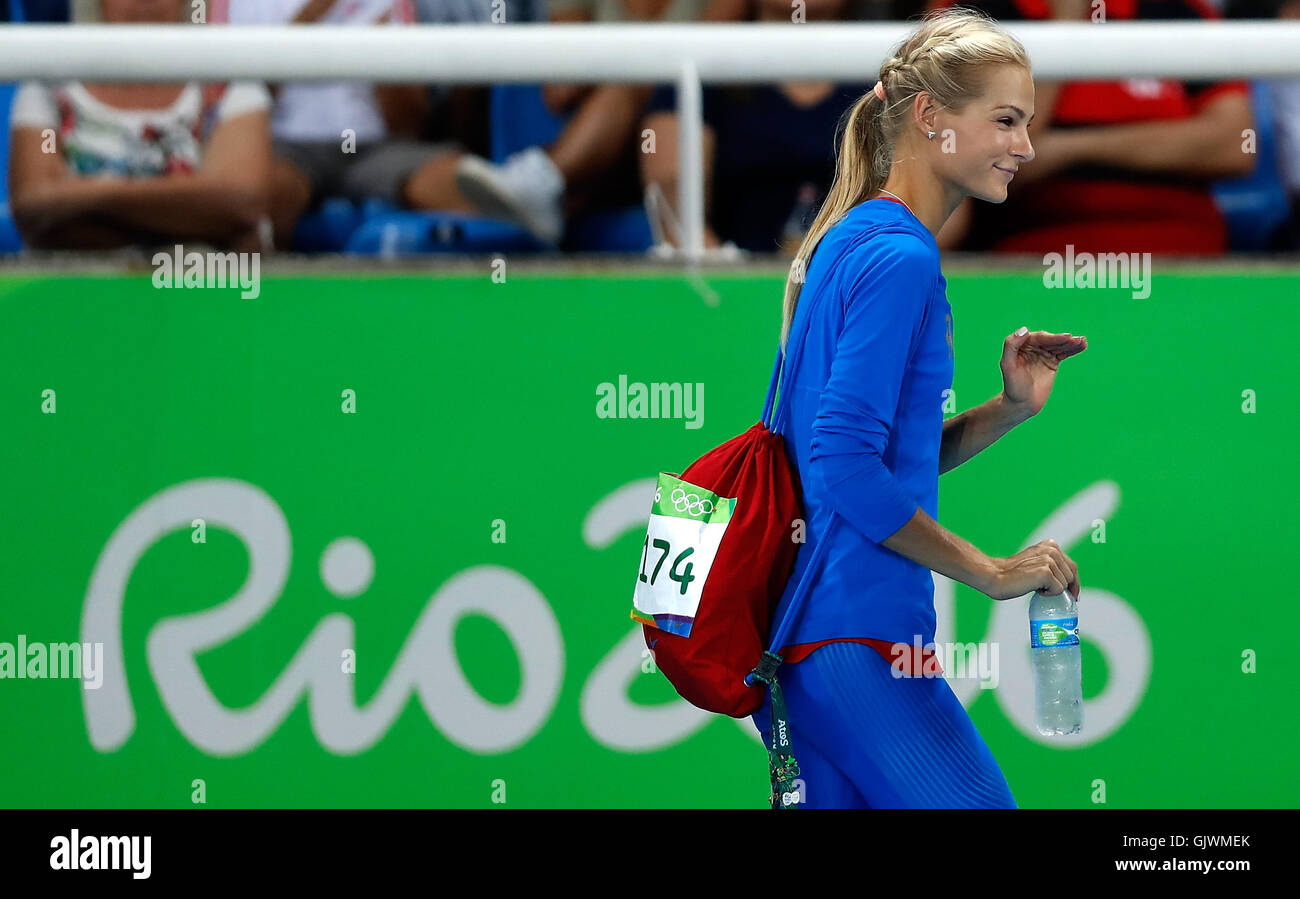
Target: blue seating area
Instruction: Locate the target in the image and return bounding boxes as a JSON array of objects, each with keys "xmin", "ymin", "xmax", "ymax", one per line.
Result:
[{"xmin": 343, "ymin": 204, "xmax": 549, "ymax": 255}]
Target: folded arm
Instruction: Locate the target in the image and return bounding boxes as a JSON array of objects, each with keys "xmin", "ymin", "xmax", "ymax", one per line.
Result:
[
  {"xmin": 1047, "ymin": 89, "xmax": 1255, "ymax": 179},
  {"xmin": 10, "ymin": 108, "xmax": 272, "ymax": 249}
]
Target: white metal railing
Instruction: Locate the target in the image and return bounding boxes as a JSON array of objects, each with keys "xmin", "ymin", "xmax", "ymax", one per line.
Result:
[{"xmin": 2, "ymin": 22, "xmax": 1299, "ymax": 259}]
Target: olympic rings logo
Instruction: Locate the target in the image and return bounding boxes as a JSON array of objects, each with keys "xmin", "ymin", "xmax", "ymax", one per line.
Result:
[{"xmin": 671, "ymin": 487, "xmax": 714, "ymax": 517}]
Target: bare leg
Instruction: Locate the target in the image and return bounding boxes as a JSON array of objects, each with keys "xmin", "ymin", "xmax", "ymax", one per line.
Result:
[
  {"xmin": 541, "ymin": 83, "xmax": 592, "ymax": 116},
  {"xmin": 402, "ymin": 152, "xmax": 479, "ymax": 212},
  {"xmin": 638, "ymin": 110, "xmax": 722, "ymax": 248},
  {"xmin": 547, "ymin": 84, "xmax": 657, "ymax": 194},
  {"xmin": 269, "ymin": 157, "xmax": 312, "ymax": 250}
]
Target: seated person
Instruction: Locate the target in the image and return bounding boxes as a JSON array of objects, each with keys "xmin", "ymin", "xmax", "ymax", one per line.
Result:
[
  {"xmin": 638, "ymin": 0, "xmax": 872, "ymax": 253},
  {"xmin": 8, "ymin": 0, "xmax": 272, "ymax": 251},
  {"xmin": 411, "ymin": 0, "xmax": 496, "ymax": 157},
  {"xmin": 7, "ymin": 0, "xmax": 71, "ymax": 20},
  {"xmin": 218, "ymin": 0, "xmax": 483, "ymax": 248},
  {"xmin": 1227, "ymin": 0, "xmax": 1300, "ymax": 248},
  {"xmin": 930, "ymin": 0, "xmax": 1255, "ymax": 255},
  {"xmin": 452, "ymin": 0, "xmax": 748, "ymax": 247}
]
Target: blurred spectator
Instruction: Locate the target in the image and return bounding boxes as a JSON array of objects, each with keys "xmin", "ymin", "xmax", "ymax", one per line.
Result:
[
  {"xmin": 7, "ymin": 0, "xmax": 272, "ymax": 250},
  {"xmin": 638, "ymin": 0, "xmax": 872, "ymax": 253},
  {"xmin": 1227, "ymin": 0, "xmax": 1300, "ymax": 248},
  {"xmin": 1275, "ymin": 74, "xmax": 1300, "ymax": 249},
  {"xmin": 451, "ymin": 0, "xmax": 748, "ymax": 246},
  {"xmin": 850, "ymin": 0, "xmax": 934, "ymax": 16},
  {"xmin": 411, "ymin": 0, "xmax": 495, "ymax": 163},
  {"xmin": 412, "ymin": 0, "xmax": 529, "ymax": 19},
  {"xmin": 3, "ymin": 0, "xmax": 72, "ymax": 20},
  {"xmin": 930, "ymin": 0, "xmax": 1255, "ymax": 255},
  {"xmin": 217, "ymin": 0, "xmax": 483, "ymax": 248}
]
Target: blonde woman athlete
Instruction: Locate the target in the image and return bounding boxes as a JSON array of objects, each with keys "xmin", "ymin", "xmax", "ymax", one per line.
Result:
[{"xmin": 753, "ymin": 7, "xmax": 1088, "ymax": 809}]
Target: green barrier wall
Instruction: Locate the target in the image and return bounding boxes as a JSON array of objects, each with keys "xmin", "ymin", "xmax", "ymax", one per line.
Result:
[{"xmin": 0, "ymin": 270, "xmax": 1295, "ymax": 808}]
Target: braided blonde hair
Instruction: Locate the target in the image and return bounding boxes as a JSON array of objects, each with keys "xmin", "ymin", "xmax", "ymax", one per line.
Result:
[{"xmin": 779, "ymin": 6, "xmax": 1030, "ymax": 350}]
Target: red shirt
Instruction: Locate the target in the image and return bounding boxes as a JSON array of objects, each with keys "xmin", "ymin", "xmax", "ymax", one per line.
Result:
[{"xmin": 934, "ymin": 0, "xmax": 1248, "ymax": 255}]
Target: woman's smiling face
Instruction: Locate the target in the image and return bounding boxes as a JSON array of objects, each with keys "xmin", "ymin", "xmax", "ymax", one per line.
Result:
[{"xmin": 929, "ymin": 64, "xmax": 1037, "ymax": 203}]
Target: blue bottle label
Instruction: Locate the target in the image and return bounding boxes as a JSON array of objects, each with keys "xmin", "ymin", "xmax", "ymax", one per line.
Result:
[{"xmin": 1030, "ymin": 616, "xmax": 1079, "ymax": 649}]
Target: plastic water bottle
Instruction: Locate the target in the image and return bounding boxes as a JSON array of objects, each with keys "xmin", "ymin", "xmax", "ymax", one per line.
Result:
[{"xmin": 1028, "ymin": 590, "xmax": 1083, "ymax": 735}]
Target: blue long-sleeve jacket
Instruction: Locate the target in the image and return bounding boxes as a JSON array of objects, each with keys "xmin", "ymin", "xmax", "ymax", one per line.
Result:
[{"xmin": 772, "ymin": 197, "xmax": 955, "ymax": 650}]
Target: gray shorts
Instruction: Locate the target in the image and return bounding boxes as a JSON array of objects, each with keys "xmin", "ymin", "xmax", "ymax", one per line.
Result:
[{"xmin": 274, "ymin": 138, "xmax": 459, "ymax": 205}]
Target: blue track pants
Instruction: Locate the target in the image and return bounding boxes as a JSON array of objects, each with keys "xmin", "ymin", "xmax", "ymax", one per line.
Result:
[{"xmin": 751, "ymin": 640, "xmax": 1018, "ymax": 808}]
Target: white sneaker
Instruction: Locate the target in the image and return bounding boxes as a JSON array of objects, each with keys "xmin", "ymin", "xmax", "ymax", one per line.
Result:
[{"xmin": 455, "ymin": 146, "xmax": 566, "ymax": 246}]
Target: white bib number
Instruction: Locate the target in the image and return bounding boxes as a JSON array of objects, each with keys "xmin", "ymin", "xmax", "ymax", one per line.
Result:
[{"xmin": 630, "ymin": 474, "xmax": 736, "ymax": 637}]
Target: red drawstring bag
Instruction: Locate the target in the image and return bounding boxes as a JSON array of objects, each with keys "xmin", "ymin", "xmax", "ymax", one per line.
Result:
[
  {"xmin": 632, "ymin": 414, "xmax": 803, "ymax": 718},
  {"xmin": 630, "ymin": 340, "xmax": 834, "ymax": 809},
  {"xmin": 629, "ymin": 331, "xmax": 834, "ymax": 717}
]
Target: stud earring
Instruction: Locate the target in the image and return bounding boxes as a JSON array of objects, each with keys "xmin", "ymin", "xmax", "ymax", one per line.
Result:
[{"xmin": 927, "ymin": 131, "xmax": 935, "ymax": 140}]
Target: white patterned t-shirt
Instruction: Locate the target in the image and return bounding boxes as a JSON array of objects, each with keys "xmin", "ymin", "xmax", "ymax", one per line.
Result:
[{"xmin": 10, "ymin": 81, "xmax": 269, "ymax": 178}]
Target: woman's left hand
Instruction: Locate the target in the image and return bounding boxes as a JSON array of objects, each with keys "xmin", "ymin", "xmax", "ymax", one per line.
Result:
[{"xmin": 999, "ymin": 327, "xmax": 1088, "ymax": 420}]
